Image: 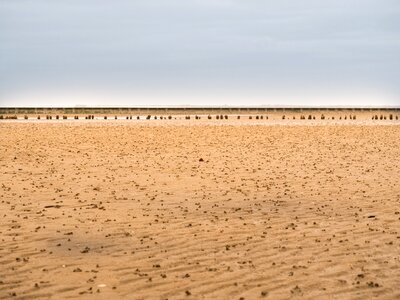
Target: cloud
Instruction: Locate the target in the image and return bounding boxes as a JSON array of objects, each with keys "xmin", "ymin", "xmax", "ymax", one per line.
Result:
[{"xmin": 0, "ymin": 0, "xmax": 399, "ymax": 106}]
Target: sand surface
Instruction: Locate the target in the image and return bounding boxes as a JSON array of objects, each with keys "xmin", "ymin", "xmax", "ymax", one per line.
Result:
[{"xmin": 1, "ymin": 120, "xmax": 399, "ymax": 299}]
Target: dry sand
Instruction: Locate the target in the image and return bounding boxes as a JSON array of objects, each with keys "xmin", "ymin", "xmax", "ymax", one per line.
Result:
[{"xmin": 0, "ymin": 118, "xmax": 399, "ymax": 299}]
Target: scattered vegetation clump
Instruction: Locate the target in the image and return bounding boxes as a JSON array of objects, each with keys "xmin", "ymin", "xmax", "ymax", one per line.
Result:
[
  {"xmin": 216, "ymin": 115, "xmax": 220, "ymax": 120},
  {"xmin": 249, "ymin": 116, "xmax": 252, "ymax": 119},
  {"xmin": 168, "ymin": 115, "xmax": 172, "ymax": 119},
  {"xmin": 260, "ymin": 115, "xmax": 263, "ymax": 119},
  {"xmin": 256, "ymin": 115, "xmax": 259, "ymax": 119},
  {"xmin": 208, "ymin": 115, "xmax": 212, "ymax": 119},
  {"xmin": 146, "ymin": 115, "xmax": 151, "ymax": 120},
  {"xmin": 396, "ymin": 115, "xmax": 399, "ymax": 120},
  {"xmin": 104, "ymin": 116, "xmax": 107, "ymax": 119},
  {"xmin": 24, "ymin": 115, "xmax": 28, "ymax": 120},
  {"xmin": 282, "ymin": 115, "xmax": 285, "ymax": 120},
  {"xmin": 224, "ymin": 115, "xmax": 228, "ymax": 119},
  {"xmin": 0, "ymin": 115, "xmax": 3, "ymax": 119},
  {"xmin": 38, "ymin": 115, "xmax": 41, "ymax": 120},
  {"xmin": 185, "ymin": 116, "xmax": 190, "ymax": 120},
  {"xmin": 237, "ymin": 115, "xmax": 240, "ymax": 119},
  {"xmin": 308, "ymin": 115, "xmax": 312, "ymax": 120},
  {"xmin": 55, "ymin": 115, "xmax": 59, "ymax": 119},
  {"xmin": 321, "ymin": 114, "xmax": 325, "ymax": 120},
  {"xmin": 137, "ymin": 116, "xmax": 140, "ymax": 120},
  {"xmin": 63, "ymin": 116, "xmax": 67, "ymax": 120},
  {"xmin": 389, "ymin": 114, "xmax": 393, "ymax": 120}
]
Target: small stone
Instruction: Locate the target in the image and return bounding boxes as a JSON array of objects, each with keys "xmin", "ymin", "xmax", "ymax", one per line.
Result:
[{"xmin": 261, "ymin": 290, "xmax": 269, "ymax": 297}]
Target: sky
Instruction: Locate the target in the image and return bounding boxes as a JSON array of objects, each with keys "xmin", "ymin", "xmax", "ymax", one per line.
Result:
[{"xmin": 1, "ymin": 0, "xmax": 400, "ymax": 107}]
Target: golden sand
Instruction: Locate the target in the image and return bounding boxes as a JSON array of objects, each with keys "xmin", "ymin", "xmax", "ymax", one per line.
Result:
[{"xmin": 0, "ymin": 118, "xmax": 399, "ymax": 299}]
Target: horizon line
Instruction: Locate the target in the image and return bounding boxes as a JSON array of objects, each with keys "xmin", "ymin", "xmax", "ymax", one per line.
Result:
[{"xmin": 1, "ymin": 105, "xmax": 400, "ymax": 109}]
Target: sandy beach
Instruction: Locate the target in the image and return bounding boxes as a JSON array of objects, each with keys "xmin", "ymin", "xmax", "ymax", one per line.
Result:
[{"xmin": 1, "ymin": 118, "xmax": 399, "ymax": 299}]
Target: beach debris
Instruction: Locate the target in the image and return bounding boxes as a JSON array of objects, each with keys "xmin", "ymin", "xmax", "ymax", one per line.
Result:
[
  {"xmin": 81, "ymin": 246, "xmax": 91, "ymax": 253},
  {"xmin": 44, "ymin": 205, "xmax": 61, "ymax": 209}
]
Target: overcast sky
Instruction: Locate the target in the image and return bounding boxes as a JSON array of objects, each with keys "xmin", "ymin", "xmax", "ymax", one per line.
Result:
[{"xmin": 1, "ymin": 0, "xmax": 399, "ymax": 107}]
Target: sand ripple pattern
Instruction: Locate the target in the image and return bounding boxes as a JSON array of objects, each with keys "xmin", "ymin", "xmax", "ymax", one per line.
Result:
[{"xmin": 0, "ymin": 122, "xmax": 399, "ymax": 299}]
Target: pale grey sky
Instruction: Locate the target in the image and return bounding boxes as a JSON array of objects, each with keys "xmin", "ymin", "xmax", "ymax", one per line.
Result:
[{"xmin": 1, "ymin": 0, "xmax": 400, "ymax": 107}]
